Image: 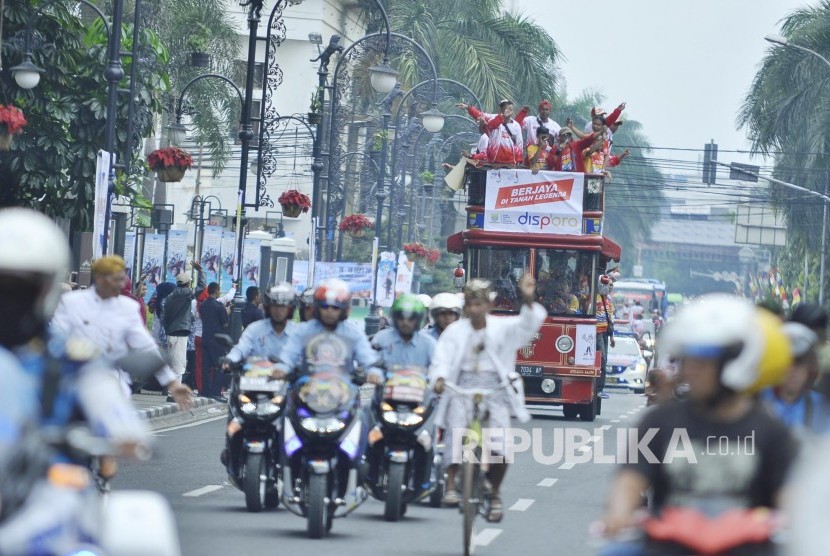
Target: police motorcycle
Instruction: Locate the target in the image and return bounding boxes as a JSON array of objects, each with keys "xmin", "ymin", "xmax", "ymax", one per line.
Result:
[
  {"xmin": 0, "ymin": 352, "xmax": 181, "ymax": 556},
  {"xmin": 216, "ymin": 336, "xmax": 288, "ymax": 512},
  {"xmin": 364, "ymin": 365, "xmax": 439, "ymax": 521},
  {"xmin": 280, "ymin": 332, "xmax": 367, "ymax": 539}
]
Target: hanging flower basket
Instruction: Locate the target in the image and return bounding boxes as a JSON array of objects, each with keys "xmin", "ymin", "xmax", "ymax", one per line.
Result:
[
  {"xmin": 148, "ymin": 146, "xmax": 193, "ymax": 183},
  {"xmin": 0, "ymin": 105, "xmax": 28, "ymax": 152},
  {"xmin": 307, "ymin": 112, "xmax": 323, "ymax": 126},
  {"xmin": 403, "ymin": 242, "xmax": 441, "ymax": 265},
  {"xmin": 278, "ymin": 189, "xmax": 311, "ymax": 218},
  {"xmin": 338, "ymin": 214, "xmax": 373, "ymax": 238}
]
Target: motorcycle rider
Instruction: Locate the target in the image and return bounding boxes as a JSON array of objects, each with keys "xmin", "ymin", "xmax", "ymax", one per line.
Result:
[
  {"xmin": 221, "ymin": 282, "xmax": 298, "ymax": 469},
  {"xmin": 426, "ymin": 292, "xmax": 463, "ymax": 340},
  {"xmin": 430, "ymin": 275, "xmax": 545, "ymax": 521},
  {"xmin": 760, "ymin": 321, "xmax": 830, "ymax": 436},
  {"xmin": 298, "ymin": 287, "xmax": 315, "ymax": 322},
  {"xmin": 0, "ymin": 208, "xmax": 151, "ymax": 553},
  {"xmin": 601, "ymin": 295, "xmax": 797, "ymax": 554},
  {"xmin": 372, "ymin": 294, "xmax": 436, "ymax": 368}
]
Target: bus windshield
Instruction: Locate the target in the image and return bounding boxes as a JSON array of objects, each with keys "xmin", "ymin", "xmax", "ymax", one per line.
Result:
[
  {"xmin": 469, "ymin": 247, "xmax": 531, "ymax": 311},
  {"xmin": 534, "ymin": 249, "xmax": 596, "ymax": 317}
]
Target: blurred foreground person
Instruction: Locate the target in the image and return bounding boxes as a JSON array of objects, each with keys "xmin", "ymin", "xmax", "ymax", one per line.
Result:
[{"xmin": 600, "ymin": 295, "xmax": 796, "ymax": 555}]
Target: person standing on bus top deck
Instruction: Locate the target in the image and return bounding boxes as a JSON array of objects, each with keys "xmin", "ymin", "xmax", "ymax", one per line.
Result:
[
  {"xmin": 560, "ymin": 119, "xmax": 598, "ymax": 173},
  {"xmin": 596, "ymin": 275, "xmax": 616, "ymax": 400},
  {"xmin": 458, "ymin": 100, "xmax": 529, "ymax": 165},
  {"xmin": 524, "ymin": 99, "xmax": 561, "ymax": 147},
  {"xmin": 526, "ymin": 126, "xmax": 553, "ymax": 173}
]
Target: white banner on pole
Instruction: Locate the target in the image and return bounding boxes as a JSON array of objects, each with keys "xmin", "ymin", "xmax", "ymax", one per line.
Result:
[
  {"xmin": 123, "ymin": 231, "xmax": 136, "ymax": 283},
  {"xmin": 483, "ymin": 169, "xmax": 584, "ymax": 235},
  {"xmin": 395, "ymin": 251, "xmax": 414, "ymax": 298},
  {"xmin": 374, "ymin": 252, "xmax": 397, "ymax": 307},
  {"xmin": 201, "ymin": 225, "xmax": 223, "ymax": 285},
  {"xmin": 92, "ymin": 150, "xmax": 112, "ymax": 259},
  {"xmin": 165, "ymin": 229, "xmax": 188, "ymax": 282},
  {"xmin": 242, "ymin": 237, "xmax": 262, "ymax": 292},
  {"xmin": 220, "ymin": 231, "xmax": 237, "ymax": 295},
  {"xmin": 141, "ymin": 233, "xmax": 165, "ymax": 303},
  {"xmin": 308, "ymin": 216, "xmax": 318, "ymax": 288}
]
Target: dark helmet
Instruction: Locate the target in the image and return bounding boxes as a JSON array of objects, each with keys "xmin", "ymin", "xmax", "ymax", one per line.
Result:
[
  {"xmin": 313, "ymin": 278, "xmax": 351, "ymax": 320},
  {"xmin": 391, "ymin": 294, "xmax": 427, "ymax": 329},
  {"xmin": 790, "ymin": 303, "xmax": 829, "ymax": 332}
]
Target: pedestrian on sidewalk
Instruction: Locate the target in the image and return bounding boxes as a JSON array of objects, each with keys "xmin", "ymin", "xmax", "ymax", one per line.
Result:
[
  {"xmin": 201, "ymin": 282, "xmax": 231, "ymax": 400},
  {"xmin": 241, "ymin": 286, "xmax": 265, "ymax": 328},
  {"xmin": 162, "ymin": 261, "xmax": 206, "ymax": 386},
  {"xmin": 191, "ymin": 281, "xmax": 236, "ymax": 394}
]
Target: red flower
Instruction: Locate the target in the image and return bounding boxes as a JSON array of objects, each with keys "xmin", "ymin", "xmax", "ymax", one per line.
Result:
[
  {"xmin": 338, "ymin": 214, "xmax": 374, "ymax": 234},
  {"xmin": 0, "ymin": 105, "xmax": 27, "ymax": 135},
  {"xmin": 278, "ymin": 189, "xmax": 311, "ymax": 212},
  {"xmin": 147, "ymin": 146, "xmax": 193, "ymax": 171}
]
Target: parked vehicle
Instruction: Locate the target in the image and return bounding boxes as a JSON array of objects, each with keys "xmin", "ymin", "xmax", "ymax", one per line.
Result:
[{"xmin": 364, "ymin": 366, "xmax": 439, "ymax": 521}]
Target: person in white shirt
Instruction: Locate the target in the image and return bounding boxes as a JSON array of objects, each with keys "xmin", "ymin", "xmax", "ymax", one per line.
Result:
[
  {"xmin": 523, "ymin": 99, "xmax": 561, "ymax": 147},
  {"xmin": 52, "ymin": 255, "xmax": 193, "ymax": 407}
]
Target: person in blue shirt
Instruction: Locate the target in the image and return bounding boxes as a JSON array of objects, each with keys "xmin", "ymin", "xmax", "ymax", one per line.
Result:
[
  {"xmin": 274, "ymin": 278, "xmax": 382, "ymax": 384},
  {"xmin": 761, "ymin": 321, "xmax": 830, "ymax": 435},
  {"xmin": 228, "ymin": 282, "xmax": 297, "ymax": 364},
  {"xmin": 373, "ymin": 294, "xmax": 436, "ymax": 368},
  {"xmin": 426, "ymin": 292, "xmax": 463, "ymax": 340}
]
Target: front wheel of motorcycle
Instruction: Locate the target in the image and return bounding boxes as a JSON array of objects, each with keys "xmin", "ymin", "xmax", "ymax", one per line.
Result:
[
  {"xmin": 307, "ymin": 473, "xmax": 329, "ymax": 539},
  {"xmin": 384, "ymin": 461, "xmax": 406, "ymax": 521},
  {"xmin": 244, "ymin": 453, "xmax": 266, "ymax": 512}
]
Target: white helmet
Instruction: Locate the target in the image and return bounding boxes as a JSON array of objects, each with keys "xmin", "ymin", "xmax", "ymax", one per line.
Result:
[
  {"xmin": 416, "ymin": 294, "xmax": 432, "ymax": 310},
  {"xmin": 782, "ymin": 321, "xmax": 818, "ymax": 359},
  {"xmin": 265, "ymin": 282, "xmax": 295, "ymax": 306},
  {"xmin": 659, "ymin": 295, "xmax": 790, "ymax": 392},
  {"xmin": 0, "ymin": 208, "xmax": 71, "ymax": 346},
  {"xmin": 430, "ymin": 292, "xmax": 463, "ymax": 318}
]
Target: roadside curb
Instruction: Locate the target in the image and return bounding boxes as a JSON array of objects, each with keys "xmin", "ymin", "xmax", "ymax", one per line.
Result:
[{"xmin": 139, "ymin": 397, "xmax": 225, "ymax": 430}]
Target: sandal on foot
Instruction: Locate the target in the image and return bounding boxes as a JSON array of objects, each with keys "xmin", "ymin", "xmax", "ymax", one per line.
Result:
[
  {"xmin": 486, "ymin": 496, "xmax": 503, "ymax": 523},
  {"xmin": 442, "ymin": 489, "xmax": 461, "ymax": 507}
]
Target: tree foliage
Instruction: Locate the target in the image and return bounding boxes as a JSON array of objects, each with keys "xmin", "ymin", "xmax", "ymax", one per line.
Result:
[
  {"xmin": 738, "ymin": 0, "xmax": 830, "ymax": 303},
  {"xmin": 0, "ymin": 1, "xmax": 169, "ymax": 230}
]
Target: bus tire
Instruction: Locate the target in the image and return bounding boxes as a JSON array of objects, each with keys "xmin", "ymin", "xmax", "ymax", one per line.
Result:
[
  {"xmin": 579, "ymin": 400, "xmax": 597, "ymax": 422},
  {"xmin": 562, "ymin": 404, "xmax": 579, "ymax": 420}
]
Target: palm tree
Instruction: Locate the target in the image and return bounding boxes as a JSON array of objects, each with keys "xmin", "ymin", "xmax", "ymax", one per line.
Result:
[
  {"xmin": 368, "ymin": 0, "xmax": 562, "ymax": 109},
  {"xmin": 738, "ymin": 1, "xmax": 830, "ymax": 301}
]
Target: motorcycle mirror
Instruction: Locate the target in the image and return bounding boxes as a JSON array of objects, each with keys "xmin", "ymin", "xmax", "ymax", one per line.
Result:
[
  {"xmin": 115, "ymin": 350, "xmax": 167, "ymax": 379},
  {"xmin": 214, "ymin": 333, "xmax": 234, "ymax": 348}
]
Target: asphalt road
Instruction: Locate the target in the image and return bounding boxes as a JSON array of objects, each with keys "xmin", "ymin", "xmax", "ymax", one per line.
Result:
[{"xmin": 116, "ymin": 389, "xmax": 647, "ymax": 556}]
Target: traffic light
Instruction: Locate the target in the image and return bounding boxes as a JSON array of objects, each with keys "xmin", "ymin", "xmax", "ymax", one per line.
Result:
[{"xmin": 702, "ymin": 141, "xmax": 718, "ymax": 185}]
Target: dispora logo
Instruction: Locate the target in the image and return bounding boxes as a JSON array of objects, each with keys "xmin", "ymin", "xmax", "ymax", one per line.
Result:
[{"xmin": 516, "ymin": 212, "xmax": 579, "ymax": 229}]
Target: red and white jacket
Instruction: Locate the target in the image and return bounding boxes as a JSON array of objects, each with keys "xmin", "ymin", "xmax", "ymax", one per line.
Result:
[{"xmin": 467, "ymin": 105, "xmax": 529, "ymax": 165}]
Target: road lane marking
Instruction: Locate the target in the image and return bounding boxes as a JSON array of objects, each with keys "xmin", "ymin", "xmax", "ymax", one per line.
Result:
[
  {"xmin": 152, "ymin": 414, "xmax": 227, "ymax": 433},
  {"xmin": 183, "ymin": 485, "xmax": 224, "ymax": 497},
  {"xmin": 558, "ymin": 462, "xmax": 575, "ymax": 470},
  {"xmin": 600, "ymin": 425, "xmax": 611, "ymax": 431},
  {"xmin": 578, "ymin": 446, "xmax": 592, "ymax": 453},
  {"xmin": 611, "ymin": 419, "xmax": 620, "ymax": 423},
  {"xmin": 588, "ymin": 436, "xmax": 601, "ymax": 443},
  {"xmin": 509, "ymin": 499, "xmax": 534, "ymax": 512},
  {"xmin": 619, "ymin": 415, "xmax": 629, "ymax": 419},
  {"xmin": 537, "ymin": 478, "xmax": 558, "ymax": 487},
  {"xmin": 473, "ymin": 528, "xmax": 502, "ymax": 547}
]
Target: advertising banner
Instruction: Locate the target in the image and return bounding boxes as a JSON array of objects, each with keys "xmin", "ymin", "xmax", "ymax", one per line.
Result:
[
  {"xmin": 374, "ymin": 252, "xmax": 397, "ymax": 307},
  {"xmin": 575, "ymin": 324, "xmax": 597, "ymax": 367},
  {"xmin": 201, "ymin": 225, "xmax": 223, "ymax": 285},
  {"xmin": 220, "ymin": 231, "xmax": 237, "ymax": 295},
  {"xmin": 241, "ymin": 237, "xmax": 262, "ymax": 292},
  {"xmin": 92, "ymin": 150, "xmax": 112, "ymax": 259},
  {"xmin": 483, "ymin": 169, "xmax": 584, "ymax": 235},
  {"xmin": 165, "ymin": 229, "xmax": 188, "ymax": 282},
  {"xmin": 395, "ymin": 251, "xmax": 414, "ymax": 298},
  {"xmin": 123, "ymin": 232, "xmax": 136, "ymax": 283},
  {"xmin": 141, "ymin": 233, "xmax": 165, "ymax": 303}
]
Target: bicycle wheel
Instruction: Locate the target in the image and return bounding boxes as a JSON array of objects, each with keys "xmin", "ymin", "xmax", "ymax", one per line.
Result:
[{"xmin": 461, "ymin": 447, "xmax": 483, "ymax": 556}]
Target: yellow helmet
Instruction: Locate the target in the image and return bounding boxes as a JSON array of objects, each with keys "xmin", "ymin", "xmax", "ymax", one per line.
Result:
[{"xmin": 747, "ymin": 308, "xmax": 792, "ymax": 393}]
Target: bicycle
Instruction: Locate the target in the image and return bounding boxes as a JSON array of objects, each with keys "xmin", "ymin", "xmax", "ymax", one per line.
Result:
[{"xmin": 444, "ymin": 378, "xmax": 518, "ymax": 556}]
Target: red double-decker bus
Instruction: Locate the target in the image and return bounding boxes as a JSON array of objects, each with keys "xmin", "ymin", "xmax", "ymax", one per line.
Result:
[{"xmin": 447, "ymin": 167, "xmax": 621, "ymax": 421}]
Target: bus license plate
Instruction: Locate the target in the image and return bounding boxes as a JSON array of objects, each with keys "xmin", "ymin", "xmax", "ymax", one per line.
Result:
[{"xmin": 517, "ymin": 365, "xmax": 543, "ymax": 377}]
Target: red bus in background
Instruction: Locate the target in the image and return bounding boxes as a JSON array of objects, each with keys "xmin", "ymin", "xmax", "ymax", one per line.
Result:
[{"xmin": 448, "ymin": 168, "xmax": 621, "ymax": 421}]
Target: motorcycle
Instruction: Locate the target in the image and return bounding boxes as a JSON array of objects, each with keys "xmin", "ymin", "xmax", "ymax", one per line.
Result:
[
  {"xmin": 280, "ymin": 333, "xmax": 367, "ymax": 539},
  {"xmin": 364, "ymin": 365, "xmax": 439, "ymax": 521},
  {"xmin": 222, "ymin": 355, "xmax": 287, "ymax": 512}
]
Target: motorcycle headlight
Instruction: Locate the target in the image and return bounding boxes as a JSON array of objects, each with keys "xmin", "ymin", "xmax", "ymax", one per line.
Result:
[
  {"xmin": 256, "ymin": 402, "xmax": 280, "ymax": 416},
  {"xmin": 241, "ymin": 402, "xmax": 256, "ymax": 414},
  {"xmin": 300, "ymin": 417, "xmax": 347, "ymax": 435},
  {"xmin": 382, "ymin": 411, "xmax": 424, "ymax": 428}
]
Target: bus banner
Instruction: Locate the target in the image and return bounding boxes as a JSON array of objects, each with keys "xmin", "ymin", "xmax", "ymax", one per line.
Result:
[{"xmin": 483, "ymin": 169, "xmax": 584, "ymax": 235}]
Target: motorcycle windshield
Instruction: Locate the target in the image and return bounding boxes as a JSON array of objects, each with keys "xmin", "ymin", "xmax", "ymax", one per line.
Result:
[
  {"xmin": 240, "ymin": 357, "xmax": 285, "ymax": 392},
  {"xmin": 297, "ymin": 370, "xmax": 353, "ymax": 414},
  {"xmin": 383, "ymin": 366, "xmax": 428, "ymax": 405}
]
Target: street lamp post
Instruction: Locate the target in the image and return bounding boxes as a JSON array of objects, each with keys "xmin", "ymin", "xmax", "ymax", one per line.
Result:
[{"xmin": 764, "ymin": 34, "xmax": 830, "ymax": 304}]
